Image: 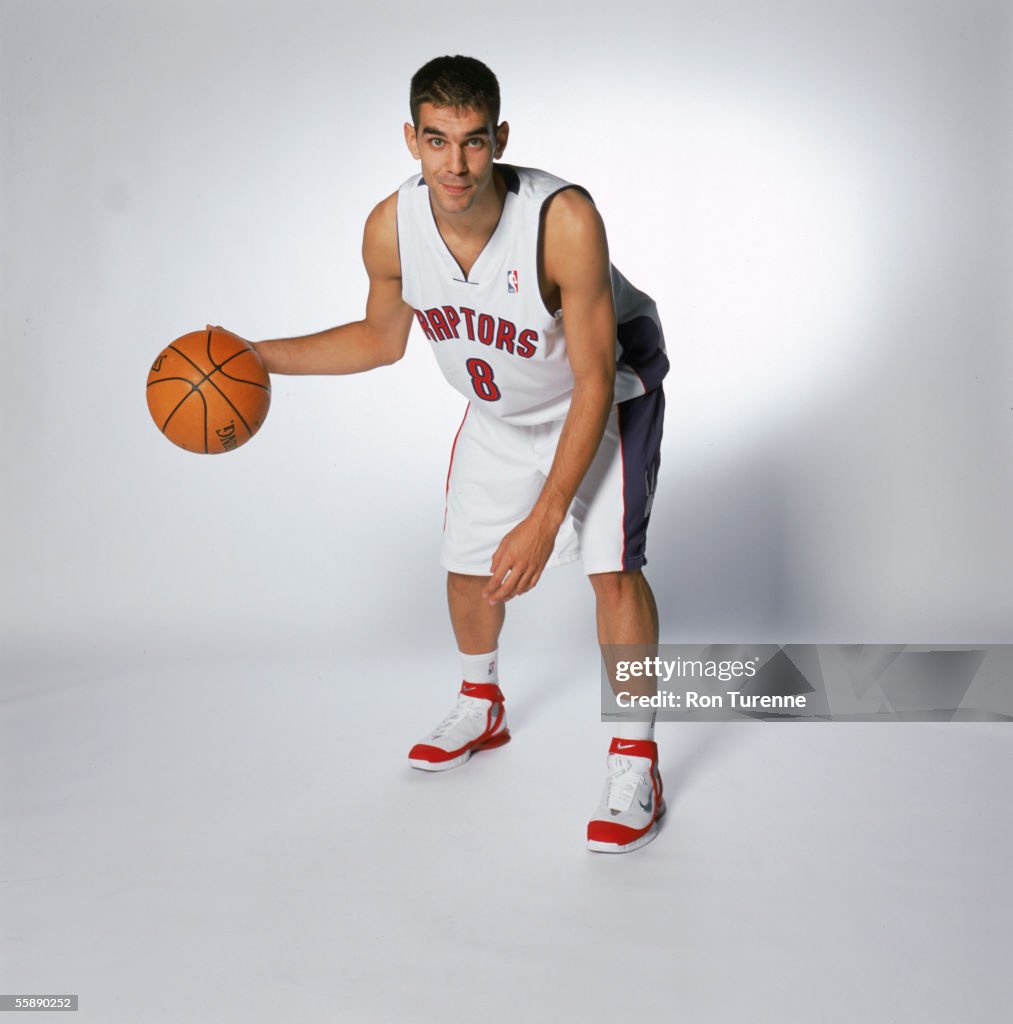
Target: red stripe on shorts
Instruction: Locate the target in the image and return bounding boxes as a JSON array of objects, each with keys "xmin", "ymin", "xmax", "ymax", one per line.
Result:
[{"xmin": 444, "ymin": 404, "xmax": 470, "ymax": 531}]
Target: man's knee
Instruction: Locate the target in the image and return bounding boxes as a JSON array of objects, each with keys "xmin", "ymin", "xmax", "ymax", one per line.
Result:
[
  {"xmin": 588, "ymin": 569, "xmax": 647, "ymax": 606},
  {"xmin": 448, "ymin": 571, "xmax": 492, "ymax": 598}
]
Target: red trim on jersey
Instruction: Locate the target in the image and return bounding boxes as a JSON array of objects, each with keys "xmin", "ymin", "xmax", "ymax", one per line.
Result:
[
  {"xmin": 618, "ymin": 411, "xmax": 629, "ymax": 570},
  {"xmin": 443, "ymin": 405, "xmax": 470, "ymax": 531}
]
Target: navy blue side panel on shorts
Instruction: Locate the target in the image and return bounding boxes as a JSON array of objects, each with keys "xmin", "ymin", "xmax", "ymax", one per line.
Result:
[
  {"xmin": 618, "ymin": 386, "xmax": 665, "ymax": 571},
  {"xmin": 617, "ymin": 316, "xmax": 670, "ymax": 393}
]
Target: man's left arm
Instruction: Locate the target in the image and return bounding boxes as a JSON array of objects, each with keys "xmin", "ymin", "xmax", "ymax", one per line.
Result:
[{"xmin": 483, "ymin": 188, "xmax": 617, "ymax": 604}]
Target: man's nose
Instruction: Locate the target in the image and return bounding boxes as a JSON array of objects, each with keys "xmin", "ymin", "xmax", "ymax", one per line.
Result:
[{"xmin": 448, "ymin": 144, "xmax": 467, "ymax": 174}]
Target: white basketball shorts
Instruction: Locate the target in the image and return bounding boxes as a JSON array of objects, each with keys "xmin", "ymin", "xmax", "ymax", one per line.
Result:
[{"xmin": 441, "ymin": 387, "xmax": 664, "ymax": 576}]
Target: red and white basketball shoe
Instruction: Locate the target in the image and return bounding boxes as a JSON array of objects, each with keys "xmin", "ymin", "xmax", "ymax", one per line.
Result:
[
  {"xmin": 408, "ymin": 682, "xmax": 511, "ymax": 771},
  {"xmin": 586, "ymin": 738, "xmax": 665, "ymax": 853}
]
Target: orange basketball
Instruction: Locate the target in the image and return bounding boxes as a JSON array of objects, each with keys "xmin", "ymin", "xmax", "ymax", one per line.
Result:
[{"xmin": 146, "ymin": 329, "xmax": 271, "ymax": 454}]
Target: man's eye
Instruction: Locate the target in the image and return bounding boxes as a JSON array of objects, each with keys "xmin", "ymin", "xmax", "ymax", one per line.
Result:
[{"xmin": 467, "ymin": 138, "xmax": 485, "ymax": 147}]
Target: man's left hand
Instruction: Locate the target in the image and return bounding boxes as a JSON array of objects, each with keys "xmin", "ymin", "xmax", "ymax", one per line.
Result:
[{"xmin": 482, "ymin": 514, "xmax": 561, "ymax": 604}]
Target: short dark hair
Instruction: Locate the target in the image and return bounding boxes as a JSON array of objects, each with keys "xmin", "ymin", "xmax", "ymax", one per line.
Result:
[{"xmin": 410, "ymin": 56, "xmax": 500, "ymax": 129}]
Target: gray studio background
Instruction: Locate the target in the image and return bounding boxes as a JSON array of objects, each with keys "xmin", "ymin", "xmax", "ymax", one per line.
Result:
[
  {"xmin": 4, "ymin": 0, "xmax": 1010, "ymax": 671},
  {"xmin": 2, "ymin": 2, "xmax": 1012, "ymax": 1022}
]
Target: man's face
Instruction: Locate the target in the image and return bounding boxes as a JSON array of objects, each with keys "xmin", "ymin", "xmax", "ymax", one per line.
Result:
[{"xmin": 404, "ymin": 102, "xmax": 509, "ymax": 216}]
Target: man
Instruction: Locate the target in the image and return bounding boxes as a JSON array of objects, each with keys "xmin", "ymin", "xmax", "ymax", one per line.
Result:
[{"xmin": 234, "ymin": 56, "xmax": 669, "ymax": 853}]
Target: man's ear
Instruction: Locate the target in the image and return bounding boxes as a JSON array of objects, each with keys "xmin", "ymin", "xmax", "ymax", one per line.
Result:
[
  {"xmin": 404, "ymin": 122, "xmax": 421, "ymax": 160},
  {"xmin": 494, "ymin": 120, "xmax": 510, "ymax": 160}
]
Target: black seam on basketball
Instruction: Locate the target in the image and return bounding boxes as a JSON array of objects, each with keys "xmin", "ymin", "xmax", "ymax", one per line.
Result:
[
  {"xmin": 161, "ymin": 392, "xmax": 190, "ymax": 432},
  {"xmin": 216, "ymin": 365, "xmax": 271, "ymax": 390},
  {"xmin": 216, "ymin": 347, "xmax": 271, "ymax": 390},
  {"xmin": 169, "ymin": 345, "xmax": 216, "ymax": 389},
  {"xmin": 161, "ymin": 384, "xmax": 205, "ymax": 436},
  {"xmin": 161, "ymin": 348, "xmax": 217, "ymax": 441},
  {"xmin": 201, "ymin": 386, "xmax": 209, "ymax": 453},
  {"xmin": 201, "ymin": 374, "xmax": 253, "ymax": 436},
  {"xmin": 173, "ymin": 339, "xmax": 265, "ymax": 390},
  {"xmin": 208, "ymin": 336, "xmax": 256, "ymax": 376},
  {"xmin": 168, "ymin": 340, "xmax": 256, "ymax": 440},
  {"xmin": 217, "ymin": 348, "xmax": 244, "ymax": 369},
  {"xmin": 147, "ymin": 376, "xmax": 198, "ymax": 389}
]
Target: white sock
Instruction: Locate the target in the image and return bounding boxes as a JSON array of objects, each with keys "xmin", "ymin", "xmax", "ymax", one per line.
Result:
[
  {"xmin": 460, "ymin": 649, "xmax": 498, "ymax": 686},
  {"xmin": 614, "ymin": 716, "xmax": 656, "ymax": 742}
]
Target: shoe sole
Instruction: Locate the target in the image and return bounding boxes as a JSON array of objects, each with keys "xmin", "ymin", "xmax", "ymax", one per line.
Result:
[
  {"xmin": 408, "ymin": 729, "xmax": 511, "ymax": 772},
  {"xmin": 586, "ymin": 799, "xmax": 666, "ymax": 854}
]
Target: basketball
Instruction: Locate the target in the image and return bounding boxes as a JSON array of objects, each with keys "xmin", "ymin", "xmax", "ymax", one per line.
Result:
[{"xmin": 146, "ymin": 328, "xmax": 271, "ymax": 454}]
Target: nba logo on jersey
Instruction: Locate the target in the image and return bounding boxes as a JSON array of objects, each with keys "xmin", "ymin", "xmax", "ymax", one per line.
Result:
[{"xmin": 507, "ymin": 269, "xmax": 519, "ymax": 293}]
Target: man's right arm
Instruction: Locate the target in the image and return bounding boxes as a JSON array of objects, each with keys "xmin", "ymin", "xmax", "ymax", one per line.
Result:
[{"xmin": 250, "ymin": 193, "xmax": 415, "ymax": 375}]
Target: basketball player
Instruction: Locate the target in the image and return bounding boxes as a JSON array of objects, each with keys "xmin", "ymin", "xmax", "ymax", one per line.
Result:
[{"xmin": 225, "ymin": 56, "xmax": 669, "ymax": 853}]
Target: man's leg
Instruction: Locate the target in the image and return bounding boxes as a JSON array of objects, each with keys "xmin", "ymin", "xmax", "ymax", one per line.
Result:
[
  {"xmin": 589, "ymin": 568, "xmax": 658, "ymax": 646},
  {"xmin": 586, "ymin": 569, "xmax": 665, "ymax": 853},
  {"xmin": 590, "ymin": 568, "xmax": 658, "ymax": 740},
  {"xmin": 406, "ymin": 572, "xmax": 511, "ymax": 771},
  {"xmin": 447, "ymin": 571, "xmax": 504, "ymax": 653}
]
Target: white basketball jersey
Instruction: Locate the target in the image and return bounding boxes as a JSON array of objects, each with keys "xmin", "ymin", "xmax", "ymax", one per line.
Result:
[{"xmin": 396, "ymin": 164, "xmax": 668, "ymax": 425}]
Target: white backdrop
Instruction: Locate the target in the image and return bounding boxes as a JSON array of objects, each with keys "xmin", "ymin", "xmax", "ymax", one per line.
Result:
[
  {"xmin": 2, "ymin": 0, "xmax": 1011, "ymax": 674},
  {"xmin": 4, "ymin": 5, "xmax": 1013, "ymax": 1022}
]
